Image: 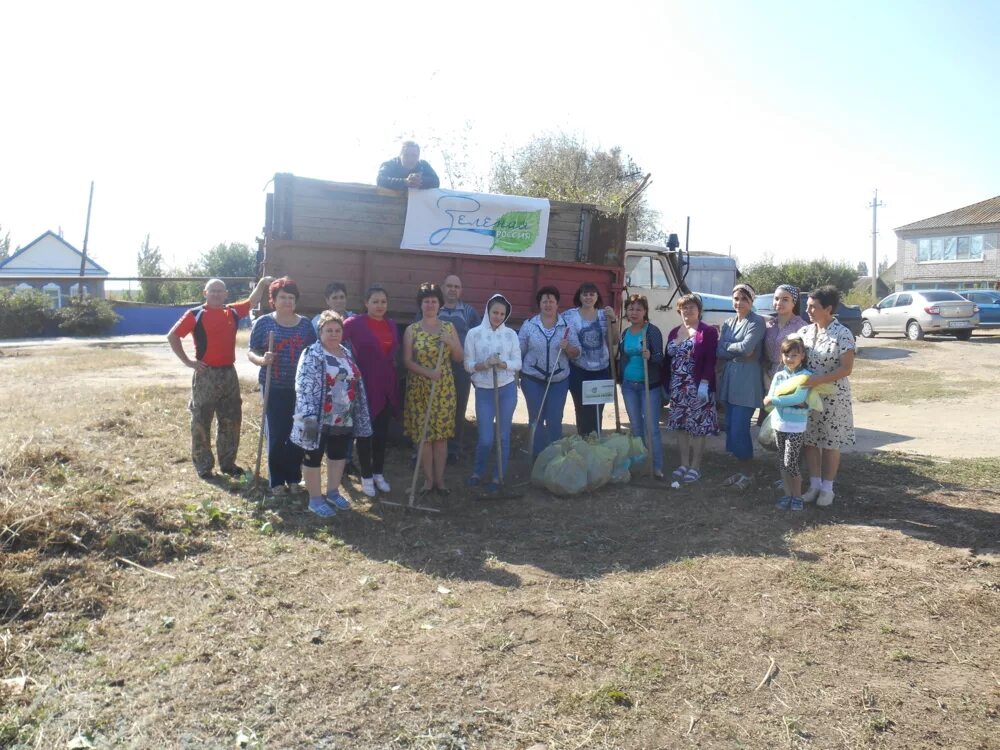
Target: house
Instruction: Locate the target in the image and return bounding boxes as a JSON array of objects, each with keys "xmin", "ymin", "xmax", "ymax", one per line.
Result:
[
  {"xmin": 893, "ymin": 196, "xmax": 1000, "ymax": 292},
  {"xmin": 0, "ymin": 231, "xmax": 109, "ymax": 307}
]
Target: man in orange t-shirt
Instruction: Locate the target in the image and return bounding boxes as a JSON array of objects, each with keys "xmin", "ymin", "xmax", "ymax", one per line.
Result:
[{"xmin": 168, "ymin": 276, "xmax": 273, "ymax": 479}]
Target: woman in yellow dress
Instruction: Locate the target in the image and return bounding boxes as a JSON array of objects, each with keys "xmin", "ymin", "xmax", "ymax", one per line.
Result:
[{"xmin": 404, "ymin": 283, "xmax": 464, "ymax": 495}]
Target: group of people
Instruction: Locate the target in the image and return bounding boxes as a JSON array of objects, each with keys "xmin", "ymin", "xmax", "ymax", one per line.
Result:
[{"xmin": 168, "ymin": 271, "xmax": 855, "ymax": 518}]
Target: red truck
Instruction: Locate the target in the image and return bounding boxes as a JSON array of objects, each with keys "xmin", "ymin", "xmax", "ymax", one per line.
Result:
[{"xmin": 260, "ymin": 174, "xmax": 721, "ymax": 329}]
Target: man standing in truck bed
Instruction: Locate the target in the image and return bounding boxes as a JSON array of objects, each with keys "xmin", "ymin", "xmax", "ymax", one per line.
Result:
[
  {"xmin": 377, "ymin": 140, "xmax": 440, "ymax": 190},
  {"xmin": 167, "ymin": 275, "xmax": 273, "ymax": 479}
]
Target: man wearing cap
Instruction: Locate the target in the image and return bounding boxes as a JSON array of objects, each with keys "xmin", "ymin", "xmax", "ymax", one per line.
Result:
[
  {"xmin": 168, "ymin": 275, "xmax": 273, "ymax": 479},
  {"xmin": 377, "ymin": 141, "xmax": 440, "ymax": 190}
]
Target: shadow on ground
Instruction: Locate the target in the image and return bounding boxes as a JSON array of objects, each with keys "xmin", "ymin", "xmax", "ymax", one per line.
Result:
[{"xmin": 262, "ymin": 436, "xmax": 1000, "ymax": 587}]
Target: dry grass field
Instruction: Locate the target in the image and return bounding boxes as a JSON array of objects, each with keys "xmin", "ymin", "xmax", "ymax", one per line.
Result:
[{"xmin": 1, "ymin": 343, "xmax": 998, "ymax": 749}]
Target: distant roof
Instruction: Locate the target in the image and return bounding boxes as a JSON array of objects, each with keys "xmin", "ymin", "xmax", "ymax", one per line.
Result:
[
  {"xmin": 895, "ymin": 195, "xmax": 1000, "ymax": 232},
  {"xmin": 0, "ymin": 230, "xmax": 109, "ymax": 275}
]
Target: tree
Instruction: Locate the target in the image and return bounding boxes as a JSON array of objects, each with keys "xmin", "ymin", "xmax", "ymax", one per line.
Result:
[
  {"xmin": 190, "ymin": 242, "xmax": 258, "ymax": 298},
  {"xmin": 740, "ymin": 259, "xmax": 859, "ymax": 297},
  {"xmin": 856, "ymin": 260, "xmax": 868, "ymax": 276},
  {"xmin": 0, "ymin": 224, "xmax": 10, "ymax": 261},
  {"xmin": 136, "ymin": 234, "xmax": 165, "ymax": 303},
  {"xmin": 490, "ymin": 133, "xmax": 666, "ymax": 243}
]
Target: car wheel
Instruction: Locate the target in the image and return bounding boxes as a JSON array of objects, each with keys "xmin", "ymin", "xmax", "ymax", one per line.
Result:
[
  {"xmin": 954, "ymin": 329, "xmax": 972, "ymax": 341},
  {"xmin": 906, "ymin": 320, "xmax": 924, "ymax": 341},
  {"xmin": 860, "ymin": 320, "xmax": 875, "ymax": 338}
]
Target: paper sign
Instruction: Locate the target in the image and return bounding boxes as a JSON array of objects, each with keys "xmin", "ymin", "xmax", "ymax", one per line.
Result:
[{"xmin": 582, "ymin": 379, "xmax": 616, "ymax": 405}]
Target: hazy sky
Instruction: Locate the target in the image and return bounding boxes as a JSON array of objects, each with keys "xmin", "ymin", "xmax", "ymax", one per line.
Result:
[{"xmin": 3, "ymin": 0, "xmax": 998, "ymax": 278}]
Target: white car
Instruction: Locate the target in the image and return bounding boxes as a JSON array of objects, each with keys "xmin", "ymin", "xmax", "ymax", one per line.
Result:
[{"xmin": 861, "ymin": 290, "xmax": 979, "ymax": 341}]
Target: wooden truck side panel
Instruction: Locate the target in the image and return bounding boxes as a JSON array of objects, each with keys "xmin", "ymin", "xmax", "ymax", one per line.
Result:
[{"xmin": 263, "ymin": 174, "xmax": 626, "ymax": 324}]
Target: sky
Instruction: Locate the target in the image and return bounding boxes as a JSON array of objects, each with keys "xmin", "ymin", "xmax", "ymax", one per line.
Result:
[{"xmin": 2, "ymin": 0, "xmax": 999, "ymax": 281}]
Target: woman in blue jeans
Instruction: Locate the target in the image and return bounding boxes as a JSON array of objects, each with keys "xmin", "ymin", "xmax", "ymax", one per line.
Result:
[
  {"xmin": 463, "ymin": 294, "xmax": 522, "ymax": 489},
  {"xmin": 617, "ymin": 294, "xmax": 665, "ymax": 478},
  {"xmin": 518, "ymin": 286, "xmax": 581, "ymax": 458}
]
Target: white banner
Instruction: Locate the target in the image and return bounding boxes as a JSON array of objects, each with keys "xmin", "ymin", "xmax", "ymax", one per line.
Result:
[{"xmin": 401, "ymin": 189, "xmax": 550, "ymax": 258}]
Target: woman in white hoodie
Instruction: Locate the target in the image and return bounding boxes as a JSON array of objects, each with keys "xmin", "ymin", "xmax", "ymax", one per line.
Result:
[{"xmin": 464, "ymin": 294, "xmax": 522, "ymax": 490}]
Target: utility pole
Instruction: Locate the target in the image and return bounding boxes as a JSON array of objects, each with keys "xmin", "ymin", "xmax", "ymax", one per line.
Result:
[
  {"xmin": 78, "ymin": 181, "xmax": 95, "ymax": 300},
  {"xmin": 868, "ymin": 189, "xmax": 884, "ymax": 299}
]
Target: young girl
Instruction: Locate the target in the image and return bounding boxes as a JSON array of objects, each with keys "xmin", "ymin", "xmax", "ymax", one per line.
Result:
[
  {"xmin": 763, "ymin": 335, "xmax": 813, "ymax": 511},
  {"xmin": 291, "ymin": 311, "xmax": 373, "ymax": 518}
]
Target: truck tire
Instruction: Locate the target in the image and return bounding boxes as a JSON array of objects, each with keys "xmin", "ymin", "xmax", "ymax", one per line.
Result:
[{"xmin": 906, "ymin": 320, "xmax": 925, "ymax": 341}]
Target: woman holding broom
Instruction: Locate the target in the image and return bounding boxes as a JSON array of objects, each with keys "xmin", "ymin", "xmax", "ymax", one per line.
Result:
[
  {"xmin": 403, "ymin": 282, "xmax": 463, "ymax": 496},
  {"xmin": 463, "ymin": 294, "xmax": 521, "ymax": 492}
]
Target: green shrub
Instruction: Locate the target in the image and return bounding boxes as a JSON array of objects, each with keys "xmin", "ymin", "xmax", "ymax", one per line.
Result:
[
  {"xmin": 52, "ymin": 297, "xmax": 121, "ymax": 336},
  {"xmin": 0, "ymin": 287, "xmax": 51, "ymax": 338}
]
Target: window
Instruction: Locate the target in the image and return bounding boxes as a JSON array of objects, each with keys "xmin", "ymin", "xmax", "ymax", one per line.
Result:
[
  {"xmin": 895, "ymin": 294, "xmax": 912, "ymax": 307},
  {"xmin": 916, "ymin": 234, "xmax": 985, "ymax": 263},
  {"xmin": 651, "ymin": 258, "xmax": 672, "ymax": 289},
  {"xmin": 626, "ymin": 256, "xmax": 653, "ymax": 287},
  {"xmin": 69, "ymin": 283, "xmax": 90, "ymax": 298},
  {"xmin": 878, "ymin": 294, "xmax": 897, "ymax": 307},
  {"xmin": 42, "ymin": 283, "xmax": 61, "ymax": 308}
]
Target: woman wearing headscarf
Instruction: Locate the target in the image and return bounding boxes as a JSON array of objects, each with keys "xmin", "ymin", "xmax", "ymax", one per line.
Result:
[
  {"xmin": 763, "ymin": 284, "xmax": 808, "ymax": 389},
  {"xmin": 717, "ymin": 283, "xmax": 766, "ymax": 490},
  {"xmin": 463, "ymin": 294, "xmax": 522, "ymax": 490}
]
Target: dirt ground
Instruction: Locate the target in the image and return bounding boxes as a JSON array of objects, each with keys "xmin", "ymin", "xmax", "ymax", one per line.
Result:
[{"xmin": 1, "ymin": 333, "xmax": 998, "ymax": 749}]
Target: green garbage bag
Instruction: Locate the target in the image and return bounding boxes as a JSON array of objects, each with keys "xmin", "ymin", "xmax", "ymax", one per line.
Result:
[
  {"xmin": 543, "ymin": 450, "xmax": 588, "ymax": 496},
  {"xmin": 531, "ymin": 441, "xmax": 566, "ymax": 487},
  {"xmin": 583, "ymin": 443, "xmax": 616, "ymax": 491}
]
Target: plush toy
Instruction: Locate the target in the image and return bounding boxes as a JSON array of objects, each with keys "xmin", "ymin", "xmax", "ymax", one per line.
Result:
[{"xmin": 771, "ymin": 373, "xmax": 834, "ymax": 412}]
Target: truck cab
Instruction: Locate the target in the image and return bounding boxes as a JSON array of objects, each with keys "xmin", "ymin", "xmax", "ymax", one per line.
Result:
[{"xmin": 624, "ymin": 241, "xmax": 732, "ymax": 332}]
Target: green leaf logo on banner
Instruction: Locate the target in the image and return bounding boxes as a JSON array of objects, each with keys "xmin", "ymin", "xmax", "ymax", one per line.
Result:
[{"xmin": 492, "ymin": 210, "xmax": 540, "ymax": 253}]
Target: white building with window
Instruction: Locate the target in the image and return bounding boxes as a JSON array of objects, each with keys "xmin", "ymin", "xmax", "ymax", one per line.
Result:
[
  {"xmin": 894, "ymin": 195, "xmax": 1000, "ymax": 292},
  {"xmin": 0, "ymin": 231, "xmax": 108, "ymax": 306}
]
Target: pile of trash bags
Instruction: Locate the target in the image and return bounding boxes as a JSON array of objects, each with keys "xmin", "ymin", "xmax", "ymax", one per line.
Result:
[{"xmin": 531, "ymin": 433, "xmax": 648, "ymax": 496}]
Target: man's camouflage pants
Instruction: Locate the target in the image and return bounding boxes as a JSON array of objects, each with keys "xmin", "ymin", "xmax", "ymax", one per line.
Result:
[{"xmin": 189, "ymin": 365, "xmax": 242, "ymax": 475}]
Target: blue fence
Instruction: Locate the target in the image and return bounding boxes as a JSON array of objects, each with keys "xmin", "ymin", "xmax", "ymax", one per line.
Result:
[{"xmin": 111, "ymin": 303, "xmax": 252, "ymax": 336}]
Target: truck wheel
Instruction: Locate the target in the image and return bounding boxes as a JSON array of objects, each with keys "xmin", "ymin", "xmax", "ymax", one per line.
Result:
[
  {"xmin": 954, "ymin": 329, "xmax": 972, "ymax": 341},
  {"xmin": 860, "ymin": 320, "xmax": 875, "ymax": 338},
  {"xmin": 906, "ymin": 320, "xmax": 924, "ymax": 341}
]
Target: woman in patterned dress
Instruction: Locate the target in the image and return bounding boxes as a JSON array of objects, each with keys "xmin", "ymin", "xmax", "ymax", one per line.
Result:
[
  {"xmin": 664, "ymin": 293, "xmax": 719, "ymax": 483},
  {"xmin": 404, "ymin": 283, "xmax": 464, "ymax": 495},
  {"xmin": 798, "ymin": 285, "xmax": 856, "ymax": 508}
]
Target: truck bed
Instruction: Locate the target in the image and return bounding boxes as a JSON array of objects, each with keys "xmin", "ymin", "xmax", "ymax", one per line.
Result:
[{"xmin": 263, "ymin": 175, "xmax": 626, "ymax": 324}]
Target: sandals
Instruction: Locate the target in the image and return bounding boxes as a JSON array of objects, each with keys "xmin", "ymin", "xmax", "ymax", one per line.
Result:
[
  {"xmin": 682, "ymin": 468, "xmax": 701, "ymax": 483},
  {"xmin": 672, "ymin": 465, "xmax": 689, "ymax": 479},
  {"xmin": 723, "ymin": 473, "xmax": 754, "ymax": 490}
]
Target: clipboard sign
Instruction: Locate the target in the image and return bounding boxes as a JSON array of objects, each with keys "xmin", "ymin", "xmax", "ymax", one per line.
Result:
[{"xmin": 582, "ymin": 379, "xmax": 616, "ymax": 406}]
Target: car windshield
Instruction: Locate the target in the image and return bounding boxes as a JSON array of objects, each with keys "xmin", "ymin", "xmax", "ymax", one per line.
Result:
[{"xmin": 920, "ymin": 291, "xmax": 964, "ymax": 302}]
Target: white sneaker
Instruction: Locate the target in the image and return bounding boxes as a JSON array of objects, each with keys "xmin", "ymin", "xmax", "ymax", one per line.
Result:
[
  {"xmin": 373, "ymin": 474, "xmax": 391, "ymax": 492},
  {"xmin": 361, "ymin": 477, "xmax": 377, "ymax": 497},
  {"xmin": 816, "ymin": 490, "xmax": 835, "ymax": 507},
  {"xmin": 801, "ymin": 486, "xmax": 820, "ymax": 504}
]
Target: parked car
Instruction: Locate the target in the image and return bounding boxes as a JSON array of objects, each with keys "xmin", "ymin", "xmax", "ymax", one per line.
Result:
[
  {"xmin": 959, "ymin": 290, "xmax": 1000, "ymax": 328},
  {"xmin": 861, "ymin": 290, "xmax": 979, "ymax": 341},
  {"xmin": 752, "ymin": 292, "xmax": 864, "ymax": 339}
]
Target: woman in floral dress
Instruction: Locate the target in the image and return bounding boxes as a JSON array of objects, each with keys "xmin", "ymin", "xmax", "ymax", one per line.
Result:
[
  {"xmin": 664, "ymin": 294, "xmax": 719, "ymax": 483},
  {"xmin": 404, "ymin": 283, "xmax": 464, "ymax": 495},
  {"xmin": 797, "ymin": 285, "xmax": 856, "ymax": 508}
]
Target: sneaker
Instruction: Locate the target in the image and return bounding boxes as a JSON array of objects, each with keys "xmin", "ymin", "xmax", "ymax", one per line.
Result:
[
  {"xmin": 790, "ymin": 496, "xmax": 804, "ymax": 511},
  {"xmin": 683, "ymin": 468, "xmax": 702, "ymax": 484},
  {"xmin": 197, "ymin": 468, "xmax": 214, "ymax": 480},
  {"xmin": 308, "ymin": 497, "xmax": 336, "ymax": 518},
  {"xmin": 220, "ymin": 464, "xmax": 245, "ymax": 478},
  {"xmin": 672, "ymin": 465, "xmax": 689, "ymax": 479},
  {"xmin": 361, "ymin": 477, "xmax": 377, "ymax": 497},
  {"xmin": 373, "ymin": 474, "xmax": 391, "ymax": 492},
  {"xmin": 270, "ymin": 484, "xmax": 289, "ymax": 496},
  {"xmin": 801, "ymin": 486, "xmax": 820, "ymax": 504},
  {"xmin": 816, "ymin": 489, "xmax": 835, "ymax": 507},
  {"xmin": 775, "ymin": 495, "xmax": 792, "ymax": 510},
  {"xmin": 326, "ymin": 492, "xmax": 350, "ymax": 511}
]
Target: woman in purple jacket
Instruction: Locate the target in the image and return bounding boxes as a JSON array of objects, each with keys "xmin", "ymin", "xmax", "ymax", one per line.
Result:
[
  {"xmin": 664, "ymin": 293, "xmax": 719, "ymax": 483},
  {"xmin": 342, "ymin": 285, "xmax": 401, "ymax": 498}
]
